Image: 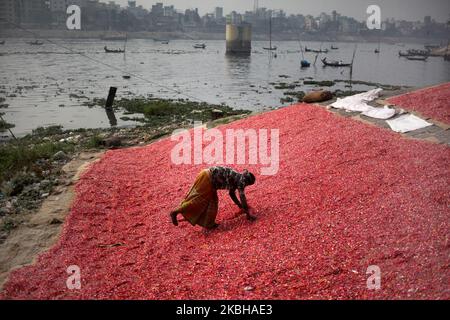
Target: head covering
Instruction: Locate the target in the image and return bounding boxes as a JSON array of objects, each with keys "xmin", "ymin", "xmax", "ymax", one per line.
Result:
[{"xmin": 242, "ymin": 170, "xmax": 256, "ymax": 186}]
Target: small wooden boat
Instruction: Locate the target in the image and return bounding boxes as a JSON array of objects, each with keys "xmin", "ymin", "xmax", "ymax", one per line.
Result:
[
  {"xmin": 306, "ymin": 47, "xmax": 328, "ymax": 54},
  {"xmin": 398, "ymin": 51, "xmax": 411, "ymax": 57},
  {"xmin": 321, "ymin": 57, "xmax": 351, "ymax": 67},
  {"xmin": 331, "ymin": 46, "xmax": 339, "ymax": 50},
  {"xmin": 161, "ymin": 40, "xmax": 169, "ymax": 44},
  {"xmin": 301, "ymin": 60, "xmax": 310, "ymax": 68},
  {"xmin": 193, "ymin": 43, "xmax": 206, "ymax": 49},
  {"xmin": 407, "ymin": 49, "xmax": 429, "ymax": 56},
  {"xmin": 406, "ymin": 56, "xmax": 428, "ymax": 61},
  {"xmin": 374, "ymin": 48, "xmax": 380, "ymax": 54},
  {"xmin": 104, "ymin": 46, "xmax": 125, "ymax": 53},
  {"xmin": 263, "ymin": 46, "xmax": 277, "ymax": 51},
  {"xmin": 0, "ymin": 41, "xmax": 5, "ymax": 45},
  {"xmin": 28, "ymin": 40, "xmax": 44, "ymax": 45}
]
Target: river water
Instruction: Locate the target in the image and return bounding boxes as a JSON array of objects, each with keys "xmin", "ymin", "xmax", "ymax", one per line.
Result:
[{"xmin": 0, "ymin": 39, "xmax": 449, "ymax": 136}]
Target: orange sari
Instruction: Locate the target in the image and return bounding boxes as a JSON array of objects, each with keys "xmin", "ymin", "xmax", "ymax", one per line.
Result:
[{"xmin": 176, "ymin": 169, "xmax": 218, "ymax": 229}]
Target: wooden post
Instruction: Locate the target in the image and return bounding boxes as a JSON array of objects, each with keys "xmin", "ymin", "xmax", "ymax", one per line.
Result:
[{"xmin": 105, "ymin": 87, "xmax": 117, "ymax": 111}]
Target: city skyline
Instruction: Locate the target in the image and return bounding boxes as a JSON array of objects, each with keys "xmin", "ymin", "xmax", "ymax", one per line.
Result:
[{"xmin": 103, "ymin": 0, "xmax": 450, "ymax": 23}]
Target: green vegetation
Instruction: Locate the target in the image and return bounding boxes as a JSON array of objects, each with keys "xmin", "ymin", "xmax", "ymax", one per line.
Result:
[
  {"xmin": 284, "ymin": 91, "xmax": 306, "ymax": 102},
  {"xmin": 273, "ymin": 82, "xmax": 298, "ymax": 90},
  {"xmin": 1, "ymin": 218, "xmax": 17, "ymax": 232},
  {"xmin": 83, "ymin": 134, "xmax": 103, "ymax": 149},
  {"xmin": 333, "ymin": 90, "xmax": 365, "ymax": 98},
  {"xmin": 0, "ymin": 138, "xmax": 74, "ymax": 186},
  {"xmin": 86, "ymin": 97, "xmax": 251, "ymax": 127},
  {"xmin": 0, "ymin": 116, "xmax": 15, "ymax": 133},
  {"xmin": 280, "ymin": 96, "xmax": 294, "ymax": 104},
  {"xmin": 334, "ymin": 80, "xmax": 404, "ymax": 91},
  {"xmin": 304, "ymin": 80, "xmax": 335, "ymax": 87}
]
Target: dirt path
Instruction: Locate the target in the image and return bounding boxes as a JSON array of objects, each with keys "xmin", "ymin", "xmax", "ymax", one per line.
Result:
[{"xmin": 0, "ymin": 151, "xmax": 104, "ymax": 289}]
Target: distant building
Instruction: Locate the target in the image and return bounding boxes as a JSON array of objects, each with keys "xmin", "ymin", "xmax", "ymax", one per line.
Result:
[
  {"xmin": 164, "ymin": 5, "xmax": 175, "ymax": 17},
  {"xmin": 215, "ymin": 7, "xmax": 223, "ymax": 20},
  {"xmin": 0, "ymin": 0, "xmax": 22, "ymax": 26},
  {"xmin": 151, "ymin": 3, "xmax": 164, "ymax": 17},
  {"xmin": 227, "ymin": 11, "xmax": 242, "ymax": 25},
  {"xmin": 20, "ymin": 0, "xmax": 51, "ymax": 26}
]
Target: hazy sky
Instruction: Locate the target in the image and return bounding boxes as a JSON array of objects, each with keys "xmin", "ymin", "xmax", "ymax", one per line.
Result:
[{"xmin": 104, "ymin": 0, "xmax": 450, "ymax": 22}]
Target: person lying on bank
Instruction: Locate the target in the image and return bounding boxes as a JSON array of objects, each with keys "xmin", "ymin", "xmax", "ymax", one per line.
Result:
[{"xmin": 170, "ymin": 166, "xmax": 256, "ymax": 230}]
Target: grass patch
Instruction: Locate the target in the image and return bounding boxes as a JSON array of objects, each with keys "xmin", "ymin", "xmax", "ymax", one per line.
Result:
[
  {"xmin": 1, "ymin": 218, "xmax": 18, "ymax": 232},
  {"xmin": 284, "ymin": 91, "xmax": 306, "ymax": 102},
  {"xmin": 304, "ymin": 80, "xmax": 335, "ymax": 87},
  {"xmin": 273, "ymin": 82, "xmax": 297, "ymax": 90},
  {"xmin": 0, "ymin": 140, "xmax": 74, "ymax": 185},
  {"xmin": 86, "ymin": 97, "xmax": 251, "ymax": 128},
  {"xmin": 333, "ymin": 90, "xmax": 365, "ymax": 98},
  {"xmin": 83, "ymin": 134, "xmax": 103, "ymax": 149},
  {"xmin": 0, "ymin": 118, "xmax": 15, "ymax": 132}
]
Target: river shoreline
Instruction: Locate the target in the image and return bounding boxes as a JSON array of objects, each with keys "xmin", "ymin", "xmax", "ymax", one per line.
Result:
[{"xmin": 0, "ymin": 29, "xmax": 448, "ymax": 44}]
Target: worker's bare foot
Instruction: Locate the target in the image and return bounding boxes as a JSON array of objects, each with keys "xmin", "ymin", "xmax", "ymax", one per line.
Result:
[{"xmin": 170, "ymin": 211, "xmax": 179, "ymax": 226}]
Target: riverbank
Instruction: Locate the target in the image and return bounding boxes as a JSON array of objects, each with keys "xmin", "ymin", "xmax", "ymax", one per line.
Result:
[
  {"xmin": 0, "ymin": 86, "xmax": 449, "ymax": 299},
  {"xmin": 1, "ymin": 83, "xmax": 449, "ymax": 298},
  {"xmin": 0, "ymin": 29, "xmax": 448, "ymax": 44},
  {"xmin": 0, "ymin": 98, "xmax": 250, "ymax": 245}
]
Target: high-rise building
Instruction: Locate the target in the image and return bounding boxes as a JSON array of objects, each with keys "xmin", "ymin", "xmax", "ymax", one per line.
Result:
[
  {"xmin": 49, "ymin": 0, "xmax": 69, "ymax": 12},
  {"xmin": 151, "ymin": 2, "xmax": 164, "ymax": 17},
  {"xmin": 0, "ymin": 0, "xmax": 22, "ymax": 26},
  {"xmin": 215, "ymin": 7, "xmax": 223, "ymax": 20},
  {"xmin": 20, "ymin": 0, "xmax": 51, "ymax": 25},
  {"xmin": 164, "ymin": 5, "xmax": 175, "ymax": 17}
]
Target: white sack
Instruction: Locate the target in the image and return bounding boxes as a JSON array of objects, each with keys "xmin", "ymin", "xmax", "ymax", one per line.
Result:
[
  {"xmin": 386, "ymin": 114, "xmax": 433, "ymax": 133},
  {"xmin": 362, "ymin": 106, "xmax": 396, "ymax": 120}
]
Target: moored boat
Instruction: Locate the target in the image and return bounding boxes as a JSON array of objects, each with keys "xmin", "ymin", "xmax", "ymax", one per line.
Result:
[
  {"xmin": 104, "ymin": 46, "xmax": 125, "ymax": 53},
  {"xmin": 321, "ymin": 57, "xmax": 351, "ymax": 67},
  {"xmin": 305, "ymin": 47, "xmax": 328, "ymax": 54},
  {"xmin": 406, "ymin": 56, "xmax": 428, "ymax": 61},
  {"xmin": 301, "ymin": 60, "xmax": 310, "ymax": 68},
  {"xmin": 28, "ymin": 40, "xmax": 44, "ymax": 45}
]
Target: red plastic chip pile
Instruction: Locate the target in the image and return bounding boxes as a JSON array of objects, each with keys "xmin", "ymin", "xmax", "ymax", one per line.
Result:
[
  {"xmin": 387, "ymin": 82, "xmax": 450, "ymax": 125},
  {"xmin": 1, "ymin": 103, "xmax": 449, "ymax": 300}
]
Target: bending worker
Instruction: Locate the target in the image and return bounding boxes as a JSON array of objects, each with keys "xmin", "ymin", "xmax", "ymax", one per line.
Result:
[{"xmin": 170, "ymin": 166, "xmax": 256, "ymax": 230}]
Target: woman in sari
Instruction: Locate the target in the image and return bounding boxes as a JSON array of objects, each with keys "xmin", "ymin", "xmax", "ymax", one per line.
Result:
[{"xmin": 170, "ymin": 166, "xmax": 256, "ymax": 229}]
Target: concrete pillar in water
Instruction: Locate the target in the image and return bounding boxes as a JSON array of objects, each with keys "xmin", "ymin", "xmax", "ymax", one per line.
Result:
[{"xmin": 226, "ymin": 23, "xmax": 252, "ymax": 56}]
